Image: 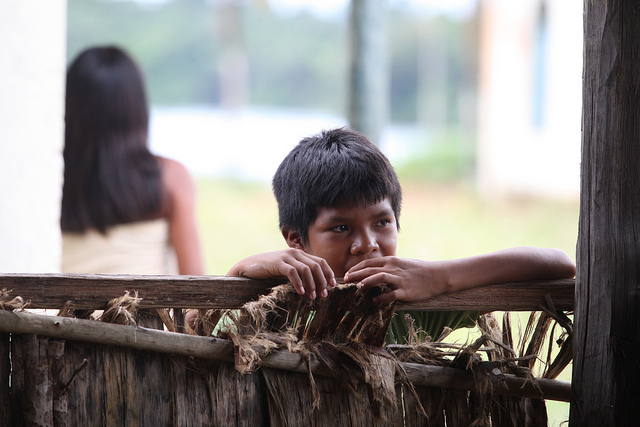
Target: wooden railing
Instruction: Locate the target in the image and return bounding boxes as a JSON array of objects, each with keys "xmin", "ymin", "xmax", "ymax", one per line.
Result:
[
  {"xmin": 0, "ymin": 274, "xmax": 575, "ymax": 403},
  {"xmin": 0, "ymin": 273, "xmax": 575, "ymax": 311}
]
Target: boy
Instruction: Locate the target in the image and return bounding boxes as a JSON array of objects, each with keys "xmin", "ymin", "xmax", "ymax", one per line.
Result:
[{"xmin": 228, "ymin": 128, "xmax": 576, "ymax": 341}]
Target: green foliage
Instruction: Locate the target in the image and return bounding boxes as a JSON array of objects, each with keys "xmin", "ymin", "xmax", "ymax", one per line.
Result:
[
  {"xmin": 68, "ymin": 0, "xmax": 220, "ymax": 105},
  {"xmin": 395, "ymin": 130, "xmax": 475, "ymax": 183},
  {"xmin": 245, "ymin": 7, "xmax": 348, "ymax": 111},
  {"xmin": 67, "ymin": 0, "xmax": 478, "ymax": 125}
]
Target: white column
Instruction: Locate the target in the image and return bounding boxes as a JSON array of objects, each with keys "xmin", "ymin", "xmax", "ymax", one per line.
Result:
[{"xmin": 0, "ymin": 1, "xmax": 67, "ymax": 272}]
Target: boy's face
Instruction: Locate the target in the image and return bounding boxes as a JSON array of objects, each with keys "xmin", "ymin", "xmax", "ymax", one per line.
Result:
[{"xmin": 287, "ymin": 198, "xmax": 398, "ymax": 277}]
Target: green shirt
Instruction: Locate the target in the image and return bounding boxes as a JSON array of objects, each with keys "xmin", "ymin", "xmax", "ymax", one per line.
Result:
[{"xmin": 385, "ymin": 310, "xmax": 479, "ymax": 344}]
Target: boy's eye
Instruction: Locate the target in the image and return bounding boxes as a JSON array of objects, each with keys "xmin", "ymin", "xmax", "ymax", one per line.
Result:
[
  {"xmin": 376, "ymin": 219, "xmax": 391, "ymax": 227},
  {"xmin": 331, "ymin": 225, "xmax": 349, "ymax": 232}
]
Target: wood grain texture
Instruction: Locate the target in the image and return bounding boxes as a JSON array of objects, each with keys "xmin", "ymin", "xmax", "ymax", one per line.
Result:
[
  {"xmin": 0, "ymin": 273, "xmax": 574, "ymax": 311},
  {"xmin": 573, "ymin": 0, "xmax": 640, "ymax": 424},
  {"xmin": 0, "ymin": 334, "xmax": 10, "ymax": 422},
  {"xmin": 0, "ymin": 310, "xmax": 570, "ymax": 402}
]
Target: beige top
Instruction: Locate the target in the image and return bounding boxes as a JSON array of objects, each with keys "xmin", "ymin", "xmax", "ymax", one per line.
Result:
[{"xmin": 62, "ymin": 219, "xmax": 179, "ymax": 275}]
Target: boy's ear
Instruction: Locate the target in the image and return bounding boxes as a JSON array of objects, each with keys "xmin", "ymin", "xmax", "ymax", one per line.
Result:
[{"xmin": 282, "ymin": 227, "xmax": 305, "ymax": 250}]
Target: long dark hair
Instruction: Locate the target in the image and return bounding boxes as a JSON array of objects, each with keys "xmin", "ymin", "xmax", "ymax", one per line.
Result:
[{"xmin": 62, "ymin": 46, "xmax": 163, "ymax": 233}]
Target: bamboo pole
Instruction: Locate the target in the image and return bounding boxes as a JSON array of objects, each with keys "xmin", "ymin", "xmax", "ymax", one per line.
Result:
[
  {"xmin": 0, "ymin": 274, "xmax": 574, "ymax": 311},
  {"xmin": 0, "ymin": 310, "xmax": 571, "ymax": 402}
]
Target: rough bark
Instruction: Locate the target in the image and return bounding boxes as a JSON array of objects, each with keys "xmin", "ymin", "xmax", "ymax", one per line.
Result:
[
  {"xmin": 0, "ymin": 273, "xmax": 574, "ymax": 311},
  {"xmin": 572, "ymin": 0, "xmax": 640, "ymax": 424}
]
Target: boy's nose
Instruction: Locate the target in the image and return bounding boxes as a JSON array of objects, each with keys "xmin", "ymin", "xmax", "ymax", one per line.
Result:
[{"xmin": 350, "ymin": 232, "xmax": 379, "ymax": 255}]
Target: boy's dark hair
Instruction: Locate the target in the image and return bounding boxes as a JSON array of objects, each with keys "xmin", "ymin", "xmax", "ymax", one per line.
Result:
[
  {"xmin": 62, "ymin": 46, "xmax": 163, "ymax": 234},
  {"xmin": 272, "ymin": 127, "xmax": 402, "ymax": 243}
]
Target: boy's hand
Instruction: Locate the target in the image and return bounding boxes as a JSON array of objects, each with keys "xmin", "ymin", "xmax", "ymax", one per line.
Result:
[
  {"xmin": 228, "ymin": 249, "xmax": 337, "ymax": 299},
  {"xmin": 344, "ymin": 257, "xmax": 449, "ymax": 304},
  {"xmin": 345, "ymin": 248, "xmax": 577, "ymax": 304}
]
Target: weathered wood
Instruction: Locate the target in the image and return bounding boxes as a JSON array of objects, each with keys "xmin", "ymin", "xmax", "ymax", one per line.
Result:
[
  {"xmin": 49, "ymin": 339, "xmax": 68, "ymax": 427},
  {"xmin": 0, "ymin": 333, "xmax": 11, "ymax": 422},
  {"xmin": 0, "ymin": 273, "xmax": 575, "ymax": 311},
  {"xmin": 12, "ymin": 334, "xmax": 55, "ymax": 426},
  {"xmin": 0, "ymin": 273, "xmax": 286, "ymax": 310},
  {"xmin": 215, "ymin": 362, "xmax": 268, "ymax": 425},
  {"xmin": 262, "ymin": 367, "xmax": 391, "ymax": 426},
  {"xmin": 573, "ymin": 0, "xmax": 640, "ymax": 424},
  {"xmin": 402, "ymin": 361, "xmax": 571, "ymax": 402},
  {"xmin": 397, "ymin": 279, "xmax": 574, "ymax": 312},
  {"xmin": 9, "ymin": 335, "xmax": 267, "ymax": 426},
  {"xmin": 403, "ymin": 385, "xmax": 445, "ymax": 426},
  {"xmin": 0, "ymin": 310, "xmax": 571, "ymax": 402}
]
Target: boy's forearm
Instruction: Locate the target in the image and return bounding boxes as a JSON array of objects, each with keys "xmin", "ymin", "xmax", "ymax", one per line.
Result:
[{"xmin": 443, "ymin": 247, "xmax": 576, "ymax": 293}]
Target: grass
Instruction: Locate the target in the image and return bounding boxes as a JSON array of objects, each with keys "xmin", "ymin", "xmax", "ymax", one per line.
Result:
[
  {"xmin": 195, "ymin": 176, "xmax": 579, "ymax": 425},
  {"xmin": 196, "ymin": 178, "xmax": 579, "ymax": 274}
]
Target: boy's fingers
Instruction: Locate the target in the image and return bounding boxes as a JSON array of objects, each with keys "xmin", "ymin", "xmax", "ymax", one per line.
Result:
[
  {"xmin": 304, "ymin": 254, "xmax": 336, "ymax": 297},
  {"xmin": 279, "ymin": 261, "xmax": 306, "ymax": 295},
  {"xmin": 287, "ymin": 255, "xmax": 331, "ymax": 300},
  {"xmin": 285, "ymin": 258, "xmax": 318, "ymax": 299},
  {"xmin": 345, "ymin": 259, "xmax": 397, "ymax": 283},
  {"xmin": 352, "ymin": 271, "xmax": 391, "ymax": 289},
  {"xmin": 348, "ymin": 257, "xmax": 392, "ymax": 273},
  {"xmin": 373, "ymin": 289, "xmax": 401, "ymax": 304}
]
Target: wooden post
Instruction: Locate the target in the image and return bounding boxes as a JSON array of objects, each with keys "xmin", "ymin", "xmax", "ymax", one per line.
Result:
[
  {"xmin": 572, "ymin": 0, "xmax": 640, "ymax": 424},
  {"xmin": 0, "ymin": 333, "xmax": 10, "ymax": 421},
  {"xmin": 348, "ymin": 0, "xmax": 387, "ymax": 145}
]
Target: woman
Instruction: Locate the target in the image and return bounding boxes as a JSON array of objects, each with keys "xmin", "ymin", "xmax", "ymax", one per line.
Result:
[{"xmin": 62, "ymin": 47, "xmax": 204, "ymax": 320}]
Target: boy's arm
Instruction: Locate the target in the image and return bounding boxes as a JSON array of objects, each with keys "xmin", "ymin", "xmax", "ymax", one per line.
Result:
[
  {"xmin": 228, "ymin": 249, "xmax": 337, "ymax": 299},
  {"xmin": 345, "ymin": 247, "xmax": 576, "ymax": 304}
]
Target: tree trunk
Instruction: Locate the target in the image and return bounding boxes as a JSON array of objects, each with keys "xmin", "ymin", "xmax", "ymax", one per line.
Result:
[
  {"xmin": 348, "ymin": 0, "xmax": 387, "ymax": 145},
  {"xmin": 572, "ymin": 0, "xmax": 640, "ymax": 424}
]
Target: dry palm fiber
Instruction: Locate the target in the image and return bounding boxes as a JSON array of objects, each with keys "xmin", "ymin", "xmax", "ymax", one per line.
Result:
[
  {"xmin": 185, "ymin": 309, "xmax": 224, "ymax": 336},
  {"xmin": 475, "ymin": 310, "xmax": 573, "ymax": 426},
  {"xmin": 0, "ymin": 288, "xmax": 27, "ymax": 311},
  {"xmin": 390, "ymin": 316, "xmax": 483, "ymax": 426},
  {"xmin": 221, "ymin": 283, "xmax": 573, "ymax": 426},
  {"xmin": 386, "ymin": 310, "xmax": 572, "ymax": 426},
  {"xmin": 97, "ymin": 291, "xmax": 168, "ymax": 330},
  {"xmin": 219, "ymin": 282, "xmax": 409, "ymax": 423},
  {"xmin": 98, "ymin": 290, "xmax": 141, "ymax": 325}
]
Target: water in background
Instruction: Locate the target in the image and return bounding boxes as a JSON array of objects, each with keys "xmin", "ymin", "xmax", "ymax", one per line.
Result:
[{"xmin": 149, "ymin": 106, "xmax": 425, "ymax": 181}]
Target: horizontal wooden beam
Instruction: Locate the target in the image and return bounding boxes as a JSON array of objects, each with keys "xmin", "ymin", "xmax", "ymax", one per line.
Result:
[
  {"xmin": 0, "ymin": 310, "xmax": 570, "ymax": 402},
  {"xmin": 397, "ymin": 278, "xmax": 575, "ymax": 312},
  {"xmin": 0, "ymin": 273, "xmax": 285, "ymax": 310},
  {"xmin": 0, "ymin": 274, "xmax": 574, "ymax": 311}
]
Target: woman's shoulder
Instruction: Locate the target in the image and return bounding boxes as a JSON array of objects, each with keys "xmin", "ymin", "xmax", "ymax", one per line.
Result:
[
  {"xmin": 155, "ymin": 156, "xmax": 196, "ymax": 217},
  {"xmin": 156, "ymin": 156, "xmax": 194, "ymax": 189},
  {"xmin": 156, "ymin": 156, "xmax": 189, "ymax": 176}
]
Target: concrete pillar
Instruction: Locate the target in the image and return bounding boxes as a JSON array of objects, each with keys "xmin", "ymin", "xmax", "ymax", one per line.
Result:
[{"xmin": 0, "ymin": 1, "xmax": 67, "ymax": 272}]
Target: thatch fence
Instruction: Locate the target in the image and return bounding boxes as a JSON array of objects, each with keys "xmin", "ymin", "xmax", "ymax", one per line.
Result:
[{"xmin": 0, "ymin": 274, "xmax": 574, "ymax": 426}]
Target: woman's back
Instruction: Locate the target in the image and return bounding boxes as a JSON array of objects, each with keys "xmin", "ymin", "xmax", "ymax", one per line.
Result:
[
  {"xmin": 62, "ymin": 46, "xmax": 203, "ymax": 278},
  {"xmin": 62, "ymin": 218, "xmax": 178, "ymax": 275},
  {"xmin": 62, "ymin": 46, "xmax": 163, "ymax": 234}
]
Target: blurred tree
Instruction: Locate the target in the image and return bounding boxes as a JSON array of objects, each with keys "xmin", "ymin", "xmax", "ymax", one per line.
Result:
[
  {"xmin": 68, "ymin": 0, "xmax": 220, "ymax": 105},
  {"xmin": 216, "ymin": 0, "xmax": 248, "ymax": 110},
  {"xmin": 348, "ymin": 0, "xmax": 387, "ymax": 146},
  {"xmin": 67, "ymin": 0, "xmax": 477, "ymax": 131}
]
